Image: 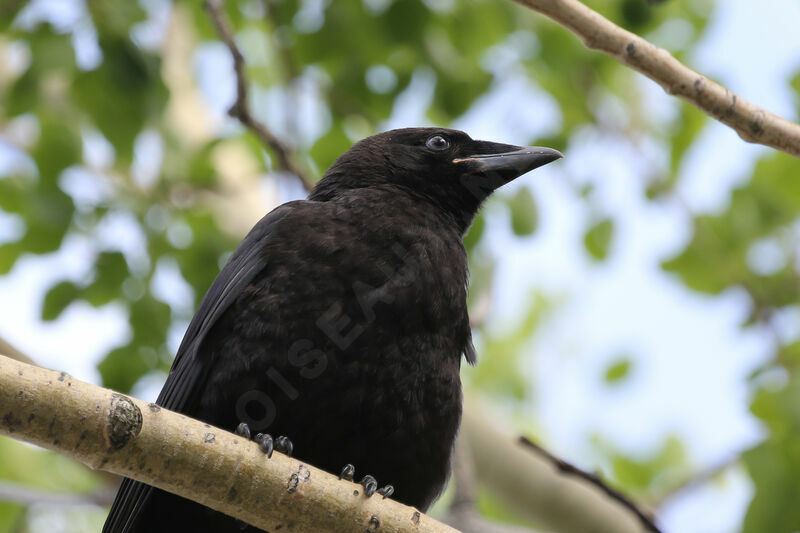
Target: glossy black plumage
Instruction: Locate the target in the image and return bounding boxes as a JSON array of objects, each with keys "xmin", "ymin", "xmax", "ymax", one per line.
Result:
[{"xmin": 103, "ymin": 128, "xmax": 561, "ymax": 532}]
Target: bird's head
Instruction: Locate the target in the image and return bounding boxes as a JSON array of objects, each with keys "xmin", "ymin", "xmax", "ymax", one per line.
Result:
[{"xmin": 310, "ymin": 127, "xmax": 562, "ymax": 233}]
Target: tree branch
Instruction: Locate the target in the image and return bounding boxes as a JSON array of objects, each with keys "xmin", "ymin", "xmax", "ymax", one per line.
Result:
[
  {"xmin": 204, "ymin": 0, "xmax": 316, "ymax": 191},
  {"xmin": 446, "ymin": 436, "xmax": 545, "ymax": 533},
  {"xmin": 517, "ymin": 437, "xmax": 659, "ymax": 532},
  {"xmin": 0, "ymin": 354, "xmax": 457, "ymax": 533},
  {"xmin": 0, "ymin": 335, "xmax": 35, "ymax": 365},
  {"xmin": 461, "ymin": 402, "xmax": 660, "ymax": 533},
  {"xmin": 511, "ymin": 0, "xmax": 800, "ymax": 158}
]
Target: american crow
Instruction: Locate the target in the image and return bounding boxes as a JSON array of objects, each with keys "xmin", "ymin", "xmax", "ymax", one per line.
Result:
[{"xmin": 103, "ymin": 127, "xmax": 561, "ymax": 532}]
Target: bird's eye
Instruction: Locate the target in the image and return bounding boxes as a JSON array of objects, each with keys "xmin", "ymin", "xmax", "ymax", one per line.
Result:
[{"xmin": 426, "ymin": 135, "xmax": 450, "ymax": 151}]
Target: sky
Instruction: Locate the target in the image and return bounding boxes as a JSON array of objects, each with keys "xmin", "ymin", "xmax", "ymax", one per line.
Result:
[{"xmin": 1, "ymin": 1, "xmax": 800, "ymax": 532}]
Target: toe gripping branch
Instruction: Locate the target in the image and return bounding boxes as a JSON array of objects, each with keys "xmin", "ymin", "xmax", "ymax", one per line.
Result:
[
  {"xmin": 339, "ymin": 464, "xmax": 394, "ymax": 499},
  {"xmin": 234, "ymin": 424, "xmax": 393, "ymax": 500},
  {"xmin": 235, "ymin": 422, "xmax": 293, "ymax": 458}
]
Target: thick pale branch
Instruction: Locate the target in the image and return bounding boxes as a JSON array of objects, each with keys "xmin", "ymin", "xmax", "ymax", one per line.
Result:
[
  {"xmin": 0, "ymin": 336, "xmax": 35, "ymax": 365},
  {"xmin": 204, "ymin": 0, "xmax": 315, "ymax": 191},
  {"xmin": 446, "ymin": 437, "xmax": 543, "ymax": 533},
  {"xmin": 511, "ymin": 0, "xmax": 800, "ymax": 158},
  {"xmin": 517, "ymin": 437, "xmax": 658, "ymax": 532},
  {"xmin": 461, "ymin": 402, "xmax": 659, "ymax": 533},
  {"xmin": 0, "ymin": 354, "xmax": 456, "ymax": 533}
]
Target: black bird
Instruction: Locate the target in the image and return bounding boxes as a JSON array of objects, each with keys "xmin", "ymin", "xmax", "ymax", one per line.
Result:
[{"xmin": 103, "ymin": 127, "xmax": 561, "ymax": 532}]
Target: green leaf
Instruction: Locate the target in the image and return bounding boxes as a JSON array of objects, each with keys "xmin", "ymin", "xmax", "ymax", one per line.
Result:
[
  {"xmin": 663, "ymin": 152, "xmax": 800, "ymax": 294},
  {"xmin": 6, "ymin": 25, "xmax": 75, "ymax": 116},
  {"xmin": 71, "ymin": 37, "xmax": 168, "ymax": 163},
  {"xmin": 99, "ymin": 296, "xmax": 171, "ymax": 393},
  {"xmin": 619, "ymin": 0, "xmax": 654, "ymax": 31},
  {"xmin": 0, "ymin": 119, "xmax": 77, "ymax": 263},
  {"xmin": 668, "ymin": 103, "xmax": 707, "ymax": 180},
  {"xmin": 20, "ymin": 187, "xmax": 74, "ymax": 254},
  {"xmin": 508, "ymin": 187, "xmax": 538, "ymax": 236},
  {"xmin": 742, "ymin": 439, "xmax": 800, "ymax": 533},
  {"xmin": 0, "ymin": 0, "xmax": 25, "ymax": 32},
  {"xmin": 41, "ymin": 281, "xmax": 81, "ymax": 321},
  {"xmin": 604, "ymin": 357, "xmax": 633, "ymax": 385},
  {"xmin": 97, "ymin": 344, "xmax": 152, "ymax": 394},
  {"xmin": 310, "ymin": 122, "xmax": 352, "ymax": 175},
  {"xmin": 584, "ymin": 217, "xmax": 614, "ymax": 261},
  {"xmin": 743, "ymin": 376, "xmax": 800, "ymax": 533},
  {"xmin": 170, "ymin": 211, "xmax": 235, "ymax": 297},
  {"xmin": 129, "ymin": 295, "xmax": 172, "ymax": 347},
  {"xmin": 596, "ymin": 435, "xmax": 689, "ymax": 495},
  {"xmin": 6, "ymin": 67, "xmax": 40, "ymax": 117},
  {"xmin": 0, "ymin": 242, "xmax": 25, "ymax": 275},
  {"xmin": 86, "ymin": 0, "xmax": 146, "ymax": 38},
  {"xmin": 83, "ymin": 251, "xmax": 130, "ymax": 307},
  {"xmin": 186, "ymin": 142, "xmax": 221, "ymax": 188},
  {"xmin": 33, "ymin": 116, "xmax": 81, "ymax": 184}
]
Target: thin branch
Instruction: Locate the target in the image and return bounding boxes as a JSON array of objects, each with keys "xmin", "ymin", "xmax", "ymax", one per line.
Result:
[
  {"xmin": 511, "ymin": 0, "xmax": 800, "ymax": 158},
  {"xmin": 0, "ymin": 481, "xmax": 116, "ymax": 508},
  {"xmin": 0, "ymin": 354, "xmax": 457, "ymax": 533},
  {"xmin": 204, "ymin": 0, "xmax": 315, "ymax": 191},
  {"xmin": 518, "ymin": 437, "xmax": 660, "ymax": 533},
  {"xmin": 461, "ymin": 402, "xmax": 659, "ymax": 533}
]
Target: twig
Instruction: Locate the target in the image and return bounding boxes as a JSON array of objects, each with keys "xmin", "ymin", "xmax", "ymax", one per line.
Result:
[
  {"xmin": 204, "ymin": 0, "xmax": 316, "ymax": 191},
  {"xmin": 518, "ymin": 437, "xmax": 660, "ymax": 533},
  {"xmin": 511, "ymin": 0, "xmax": 800, "ymax": 158},
  {"xmin": 0, "ymin": 481, "xmax": 116, "ymax": 508},
  {"xmin": 0, "ymin": 354, "xmax": 456, "ymax": 533}
]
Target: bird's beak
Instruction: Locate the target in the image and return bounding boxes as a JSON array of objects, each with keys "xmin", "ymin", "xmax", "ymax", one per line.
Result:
[
  {"xmin": 453, "ymin": 141, "xmax": 564, "ymax": 187},
  {"xmin": 454, "ymin": 142, "xmax": 563, "ymax": 184}
]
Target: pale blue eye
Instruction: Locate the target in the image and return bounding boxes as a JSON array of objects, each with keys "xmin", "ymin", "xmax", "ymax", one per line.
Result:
[{"xmin": 426, "ymin": 135, "xmax": 450, "ymax": 151}]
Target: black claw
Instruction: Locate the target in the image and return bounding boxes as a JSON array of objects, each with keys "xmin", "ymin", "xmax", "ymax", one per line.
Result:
[
  {"xmin": 235, "ymin": 422, "xmax": 251, "ymax": 440},
  {"xmin": 275, "ymin": 435, "xmax": 293, "ymax": 456},
  {"xmin": 377, "ymin": 485, "xmax": 394, "ymax": 499},
  {"xmin": 255, "ymin": 433, "xmax": 274, "ymax": 458},
  {"xmin": 360, "ymin": 475, "xmax": 377, "ymax": 497},
  {"xmin": 340, "ymin": 464, "xmax": 355, "ymax": 481}
]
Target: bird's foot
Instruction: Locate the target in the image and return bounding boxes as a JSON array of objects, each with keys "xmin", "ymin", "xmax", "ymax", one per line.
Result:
[
  {"xmin": 339, "ymin": 464, "xmax": 394, "ymax": 499},
  {"xmin": 235, "ymin": 423, "xmax": 293, "ymax": 458}
]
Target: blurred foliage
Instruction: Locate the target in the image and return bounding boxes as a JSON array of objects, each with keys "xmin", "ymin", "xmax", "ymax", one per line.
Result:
[
  {"xmin": 743, "ymin": 375, "xmax": 800, "ymax": 533},
  {"xmin": 603, "ymin": 355, "xmax": 633, "ymax": 385},
  {"xmin": 0, "ymin": 0, "xmax": 798, "ymax": 531},
  {"xmin": 507, "ymin": 187, "xmax": 539, "ymax": 236},
  {"xmin": 595, "ymin": 434, "xmax": 691, "ymax": 498},
  {"xmin": 662, "ymin": 150, "xmax": 800, "ymax": 532},
  {"xmin": 583, "ymin": 216, "xmax": 615, "ymax": 261},
  {"xmin": 465, "ymin": 292, "xmax": 551, "ymax": 402},
  {"xmin": 0, "ymin": 438, "xmax": 107, "ymax": 532}
]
